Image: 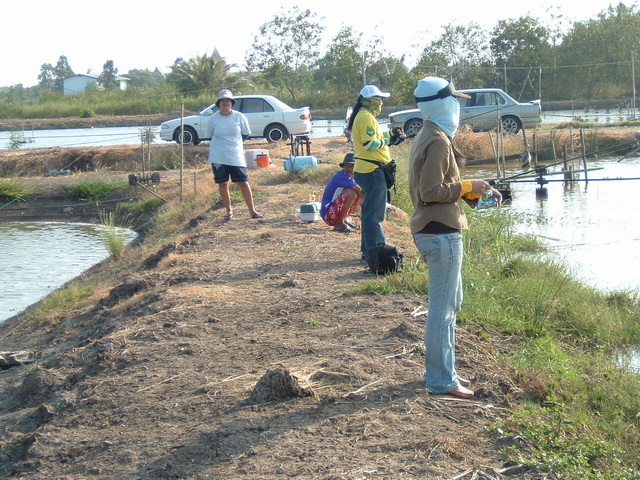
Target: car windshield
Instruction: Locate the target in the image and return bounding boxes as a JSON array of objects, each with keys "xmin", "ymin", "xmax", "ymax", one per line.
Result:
[{"xmin": 199, "ymin": 104, "xmax": 219, "ymax": 115}]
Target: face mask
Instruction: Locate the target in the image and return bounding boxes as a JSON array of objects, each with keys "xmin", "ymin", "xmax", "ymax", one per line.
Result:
[
  {"xmin": 362, "ymin": 97, "xmax": 383, "ymax": 116},
  {"xmin": 418, "ymin": 96, "xmax": 461, "ymax": 138}
]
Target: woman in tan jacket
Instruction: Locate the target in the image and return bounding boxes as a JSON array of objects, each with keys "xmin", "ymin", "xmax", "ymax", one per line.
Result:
[{"xmin": 408, "ymin": 76, "xmax": 502, "ymax": 399}]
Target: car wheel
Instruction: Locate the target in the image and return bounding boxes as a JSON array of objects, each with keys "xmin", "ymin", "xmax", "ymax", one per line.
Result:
[
  {"xmin": 174, "ymin": 126, "xmax": 198, "ymax": 145},
  {"xmin": 403, "ymin": 118, "xmax": 424, "ymax": 137},
  {"xmin": 264, "ymin": 124, "xmax": 288, "ymax": 143},
  {"xmin": 501, "ymin": 116, "xmax": 521, "ymax": 134}
]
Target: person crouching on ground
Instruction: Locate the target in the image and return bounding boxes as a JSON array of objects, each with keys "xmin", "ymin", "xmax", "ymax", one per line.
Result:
[
  {"xmin": 320, "ymin": 153, "xmax": 363, "ymax": 233},
  {"xmin": 408, "ymin": 76, "xmax": 502, "ymax": 399},
  {"xmin": 208, "ymin": 89, "xmax": 263, "ymax": 220}
]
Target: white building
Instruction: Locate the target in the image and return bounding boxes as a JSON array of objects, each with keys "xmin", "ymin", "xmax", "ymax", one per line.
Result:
[{"xmin": 63, "ymin": 74, "xmax": 131, "ymax": 95}]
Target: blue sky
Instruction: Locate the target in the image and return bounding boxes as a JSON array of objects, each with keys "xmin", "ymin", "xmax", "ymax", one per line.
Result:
[{"xmin": 2, "ymin": 0, "xmax": 621, "ymax": 87}]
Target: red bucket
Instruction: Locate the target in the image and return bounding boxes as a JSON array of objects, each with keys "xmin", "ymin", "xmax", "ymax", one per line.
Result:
[{"xmin": 256, "ymin": 154, "xmax": 270, "ymax": 168}]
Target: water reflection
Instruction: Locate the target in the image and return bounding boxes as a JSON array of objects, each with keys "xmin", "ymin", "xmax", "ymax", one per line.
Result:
[{"xmin": 0, "ymin": 222, "xmax": 137, "ymax": 323}]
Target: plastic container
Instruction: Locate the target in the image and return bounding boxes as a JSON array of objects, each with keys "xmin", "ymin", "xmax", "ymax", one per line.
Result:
[
  {"xmin": 477, "ymin": 190, "xmax": 498, "ymax": 209},
  {"xmin": 284, "ymin": 155, "xmax": 318, "ymax": 172},
  {"xmin": 299, "ymin": 202, "xmax": 321, "ymax": 223},
  {"xmin": 256, "ymin": 154, "xmax": 270, "ymax": 168},
  {"xmin": 244, "ymin": 149, "xmax": 269, "ymax": 169}
]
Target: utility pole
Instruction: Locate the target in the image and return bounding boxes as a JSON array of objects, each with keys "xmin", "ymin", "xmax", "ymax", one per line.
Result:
[{"xmin": 361, "ymin": 52, "xmax": 367, "ymax": 87}]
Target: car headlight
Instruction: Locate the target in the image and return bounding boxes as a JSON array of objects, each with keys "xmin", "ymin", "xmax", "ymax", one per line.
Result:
[{"xmin": 160, "ymin": 124, "xmax": 169, "ymax": 130}]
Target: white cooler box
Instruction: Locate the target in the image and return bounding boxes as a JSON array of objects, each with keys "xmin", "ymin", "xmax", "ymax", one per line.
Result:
[{"xmin": 299, "ymin": 202, "xmax": 321, "ymax": 223}]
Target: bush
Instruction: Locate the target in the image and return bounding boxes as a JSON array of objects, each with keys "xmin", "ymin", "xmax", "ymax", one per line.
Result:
[
  {"xmin": 64, "ymin": 179, "xmax": 126, "ymax": 202},
  {"xmin": 0, "ymin": 179, "xmax": 35, "ymax": 201}
]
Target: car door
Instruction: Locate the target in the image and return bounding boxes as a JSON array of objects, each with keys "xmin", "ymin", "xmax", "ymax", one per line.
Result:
[
  {"xmin": 197, "ymin": 104, "xmax": 218, "ymax": 140},
  {"xmin": 236, "ymin": 97, "xmax": 276, "ymax": 137},
  {"xmin": 460, "ymin": 92, "xmax": 500, "ymax": 130}
]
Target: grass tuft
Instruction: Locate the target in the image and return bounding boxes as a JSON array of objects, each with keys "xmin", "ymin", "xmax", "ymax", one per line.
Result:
[
  {"xmin": 64, "ymin": 179, "xmax": 127, "ymax": 202},
  {"xmin": 0, "ymin": 179, "xmax": 35, "ymax": 201}
]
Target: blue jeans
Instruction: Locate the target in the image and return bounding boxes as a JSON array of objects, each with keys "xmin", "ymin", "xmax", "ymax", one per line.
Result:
[
  {"xmin": 354, "ymin": 168, "xmax": 387, "ymax": 257},
  {"xmin": 413, "ymin": 232, "xmax": 463, "ymax": 394}
]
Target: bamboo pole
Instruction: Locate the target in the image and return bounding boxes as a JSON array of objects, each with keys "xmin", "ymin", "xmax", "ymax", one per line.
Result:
[
  {"xmin": 580, "ymin": 128, "xmax": 588, "ymax": 185},
  {"xmin": 180, "ymin": 103, "xmax": 184, "ymax": 201},
  {"xmin": 488, "ymin": 131, "xmax": 500, "ymax": 179}
]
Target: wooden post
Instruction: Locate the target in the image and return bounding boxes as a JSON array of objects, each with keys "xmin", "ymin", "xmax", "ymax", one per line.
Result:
[
  {"xmin": 140, "ymin": 134, "xmax": 145, "ymax": 179},
  {"xmin": 532, "ymin": 132, "xmax": 538, "ymax": 167},
  {"xmin": 580, "ymin": 128, "xmax": 589, "ymax": 185},
  {"xmin": 488, "ymin": 131, "xmax": 500, "ymax": 179},
  {"xmin": 194, "ymin": 172, "xmax": 198, "ymax": 193},
  {"xmin": 569, "ymin": 123, "xmax": 574, "ymax": 155},
  {"xmin": 147, "ymin": 126, "xmax": 152, "ymax": 179},
  {"xmin": 521, "ymin": 125, "xmax": 531, "ymax": 166},
  {"xmin": 180, "ymin": 103, "xmax": 184, "ymax": 201},
  {"xmin": 562, "ymin": 145, "xmax": 573, "ymax": 183},
  {"xmin": 550, "ymin": 130, "xmax": 557, "ymax": 160}
]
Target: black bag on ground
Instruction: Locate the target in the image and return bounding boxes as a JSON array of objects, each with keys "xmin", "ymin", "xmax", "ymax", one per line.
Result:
[{"xmin": 367, "ymin": 243, "xmax": 403, "ymax": 275}]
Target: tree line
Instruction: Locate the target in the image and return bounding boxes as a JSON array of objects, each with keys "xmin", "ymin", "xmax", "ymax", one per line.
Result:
[{"xmin": 2, "ymin": 2, "xmax": 639, "ymax": 114}]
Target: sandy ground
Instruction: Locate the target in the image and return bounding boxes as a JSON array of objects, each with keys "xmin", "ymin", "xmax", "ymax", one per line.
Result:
[{"xmin": 0, "ymin": 135, "xmax": 566, "ymax": 479}]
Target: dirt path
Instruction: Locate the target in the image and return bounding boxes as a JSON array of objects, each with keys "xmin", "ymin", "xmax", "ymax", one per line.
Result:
[{"xmin": 0, "ymin": 139, "xmax": 548, "ymax": 479}]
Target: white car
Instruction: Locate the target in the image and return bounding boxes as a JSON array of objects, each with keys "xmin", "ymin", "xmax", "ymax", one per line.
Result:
[
  {"xmin": 388, "ymin": 88, "xmax": 542, "ymax": 136},
  {"xmin": 159, "ymin": 95, "xmax": 312, "ymax": 144}
]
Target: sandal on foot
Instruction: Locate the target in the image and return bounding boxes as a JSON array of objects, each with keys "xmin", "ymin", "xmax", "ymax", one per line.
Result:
[
  {"xmin": 223, "ymin": 212, "xmax": 233, "ymax": 220},
  {"xmin": 251, "ymin": 213, "xmax": 263, "ymax": 219}
]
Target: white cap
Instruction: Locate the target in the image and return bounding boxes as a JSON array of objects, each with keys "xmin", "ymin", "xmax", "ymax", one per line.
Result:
[
  {"xmin": 360, "ymin": 85, "xmax": 390, "ymax": 98},
  {"xmin": 414, "ymin": 76, "xmax": 470, "ymax": 102}
]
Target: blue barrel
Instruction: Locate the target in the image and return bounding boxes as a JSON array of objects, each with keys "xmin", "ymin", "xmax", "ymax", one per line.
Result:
[{"xmin": 284, "ymin": 155, "xmax": 318, "ymax": 172}]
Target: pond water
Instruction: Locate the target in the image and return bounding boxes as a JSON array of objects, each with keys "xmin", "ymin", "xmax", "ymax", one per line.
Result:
[
  {"xmin": 0, "ymin": 120, "xmax": 346, "ymax": 150},
  {"xmin": 0, "ymin": 222, "xmax": 137, "ymax": 323}
]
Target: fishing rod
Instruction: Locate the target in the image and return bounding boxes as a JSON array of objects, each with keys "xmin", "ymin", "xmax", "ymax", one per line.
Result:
[
  {"xmin": 508, "ymin": 167, "xmax": 604, "ymax": 180},
  {"xmin": 509, "ymin": 177, "xmax": 640, "ymax": 183},
  {"xmin": 492, "ymin": 139, "xmax": 640, "ymax": 184}
]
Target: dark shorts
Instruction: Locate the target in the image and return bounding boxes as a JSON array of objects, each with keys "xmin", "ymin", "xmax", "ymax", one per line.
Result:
[{"xmin": 211, "ymin": 164, "xmax": 249, "ymax": 184}]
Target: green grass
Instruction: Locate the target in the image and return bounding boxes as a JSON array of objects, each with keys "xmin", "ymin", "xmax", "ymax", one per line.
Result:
[
  {"xmin": 0, "ymin": 179, "xmax": 35, "ymax": 201},
  {"xmin": 98, "ymin": 209, "xmax": 134, "ymax": 260},
  {"xmin": 0, "ymin": 87, "xmax": 213, "ymax": 119},
  {"xmin": 64, "ymin": 179, "xmax": 127, "ymax": 202},
  {"xmin": 24, "ymin": 280, "xmax": 98, "ymax": 325},
  {"xmin": 119, "ymin": 197, "xmax": 164, "ymax": 215}
]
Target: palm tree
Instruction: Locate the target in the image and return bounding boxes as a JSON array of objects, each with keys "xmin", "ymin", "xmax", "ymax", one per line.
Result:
[{"xmin": 167, "ymin": 51, "xmax": 251, "ymax": 95}]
